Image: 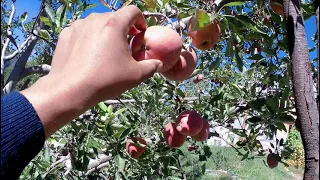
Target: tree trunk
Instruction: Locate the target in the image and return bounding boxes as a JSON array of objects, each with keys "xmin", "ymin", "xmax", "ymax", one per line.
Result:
[{"xmin": 283, "ymin": 0, "xmax": 319, "ymax": 179}]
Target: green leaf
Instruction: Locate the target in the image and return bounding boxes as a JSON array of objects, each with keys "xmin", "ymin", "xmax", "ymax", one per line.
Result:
[
  {"xmin": 119, "ymin": 128, "xmax": 131, "ymax": 140},
  {"xmin": 248, "ymin": 54, "xmax": 264, "ymax": 60},
  {"xmin": 209, "ymin": 57, "xmax": 221, "ymax": 70},
  {"xmin": 235, "ymin": 48, "xmax": 243, "ymax": 72},
  {"xmin": 84, "ymin": 3, "xmax": 98, "ymax": 11},
  {"xmin": 40, "ymin": 16, "xmax": 52, "ymax": 27},
  {"xmin": 21, "ymin": 12, "xmax": 28, "ymax": 24},
  {"xmin": 247, "ymin": 116, "xmax": 262, "ymax": 123},
  {"xmin": 44, "ymin": 147, "xmax": 50, "ymax": 162},
  {"xmin": 163, "ymin": 0, "xmax": 170, "ymax": 6},
  {"xmin": 44, "ymin": 3, "xmax": 55, "ymax": 23},
  {"xmin": 276, "ymin": 122, "xmax": 287, "ymax": 132},
  {"xmin": 266, "ymin": 97, "xmax": 276, "ymax": 113},
  {"xmin": 201, "ymin": 163, "xmax": 206, "ymax": 174},
  {"xmin": 168, "ymin": 166, "xmax": 179, "ymax": 170},
  {"xmin": 115, "ymin": 155, "xmax": 125, "ymax": 171},
  {"xmin": 226, "ymin": 38, "xmax": 234, "ymax": 58},
  {"xmin": 176, "ymin": 88, "xmax": 185, "ymax": 98},
  {"xmin": 40, "ymin": 30, "xmax": 51, "ymax": 40},
  {"xmin": 55, "ymin": 4, "xmax": 66, "ymax": 28},
  {"xmin": 169, "ymin": 177, "xmax": 181, "ymax": 180},
  {"xmin": 220, "ymin": 2, "xmax": 245, "ymax": 11},
  {"xmin": 98, "ymin": 102, "xmax": 108, "ymax": 112},
  {"xmin": 107, "ymin": 105, "xmax": 113, "ymax": 113},
  {"xmin": 144, "ymin": 0, "xmax": 157, "ymax": 11},
  {"xmin": 189, "ymin": 9, "xmax": 210, "ymax": 31},
  {"xmin": 114, "ymin": 108, "xmax": 127, "ymax": 116}
]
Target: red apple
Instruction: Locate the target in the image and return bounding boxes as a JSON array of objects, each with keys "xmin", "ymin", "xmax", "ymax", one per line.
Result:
[
  {"xmin": 270, "ymin": 0, "xmax": 284, "ymax": 16},
  {"xmin": 130, "ymin": 26, "xmax": 183, "ymax": 72},
  {"xmin": 267, "ymin": 153, "xmax": 279, "ymax": 168},
  {"xmin": 187, "ymin": 18, "xmax": 221, "ymax": 50},
  {"xmin": 161, "ymin": 47, "xmax": 198, "ymax": 82},
  {"xmin": 193, "ymin": 74, "xmax": 204, "ymax": 83},
  {"xmin": 176, "ymin": 110, "xmax": 203, "ymax": 136},
  {"xmin": 164, "ymin": 122, "xmax": 187, "ymax": 148},
  {"xmin": 192, "ymin": 118, "xmax": 210, "ymax": 141},
  {"xmin": 126, "ymin": 137, "xmax": 148, "ymax": 159}
]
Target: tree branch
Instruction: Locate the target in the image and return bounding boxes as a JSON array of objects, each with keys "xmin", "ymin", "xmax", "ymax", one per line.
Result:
[
  {"xmin": 86, "ymin": 154, "xmax": 113, "ymax": 175},
  {"xmin": 19, "ymin": 64, "xmax": 51, "ymax": 79},
  {"xmin": 3, "ymin": 0, "xmax": 47, "ymax": 94},
  {"xmin": 3, "ymin": 36, "xmax": 32, "ymax": 61},
  {"xmin": 1, "ymin": 2, "xmax": 16, "ymax": 95}
]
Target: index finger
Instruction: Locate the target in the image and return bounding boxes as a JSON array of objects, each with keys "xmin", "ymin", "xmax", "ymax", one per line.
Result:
[{"xmin": 114, "ymin": 5, "xmax": 147, "ymax": 35}]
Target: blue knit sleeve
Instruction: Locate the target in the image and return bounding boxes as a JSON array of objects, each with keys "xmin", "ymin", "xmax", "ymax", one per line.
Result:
[{"xmin": 1, "ymin": 92, "xmax": 45, "ymax": 179}]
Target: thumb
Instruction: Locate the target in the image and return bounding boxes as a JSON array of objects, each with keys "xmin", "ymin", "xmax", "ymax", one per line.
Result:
[{"xmin": 137, "ymin": 59, "xmax": 163, "ymax": 80}]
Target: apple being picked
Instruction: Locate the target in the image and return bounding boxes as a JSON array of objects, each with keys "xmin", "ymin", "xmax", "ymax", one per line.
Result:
[
  {"xmin": 130, "ymin": 26, "xmax": 183, "ymax": 72},
  {"xmin": 161, "ymin": 46, "xmax": 198, "ymax": 82}
]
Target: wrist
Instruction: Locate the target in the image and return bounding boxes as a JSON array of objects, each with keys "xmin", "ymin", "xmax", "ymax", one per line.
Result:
[{"xmin": 21, "ymin": 74, "xmax": 89, "ymax": 138}]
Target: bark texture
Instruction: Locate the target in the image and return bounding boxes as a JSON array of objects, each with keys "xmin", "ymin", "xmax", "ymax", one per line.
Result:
[{"xmin": 283, "ymin": 0, "xmax": 319, "ymax": 179}]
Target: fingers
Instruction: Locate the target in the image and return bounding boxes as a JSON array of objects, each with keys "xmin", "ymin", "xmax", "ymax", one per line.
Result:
[
  {"xmin": 129, "ymin": 26, "xmax": 141, "ymax": 36},
  {"xmin": 136, "ymin": 59, "xmax": 163, "ymax": 81},
  {"xmin": 115, "ymin": 5, "xmax": 147, "ymax": 35}
]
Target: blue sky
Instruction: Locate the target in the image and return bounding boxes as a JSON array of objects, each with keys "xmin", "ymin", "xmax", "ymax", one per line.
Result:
[{"xmin": 10, "ymin": 0, "xmax": 319, "ymax": 62}]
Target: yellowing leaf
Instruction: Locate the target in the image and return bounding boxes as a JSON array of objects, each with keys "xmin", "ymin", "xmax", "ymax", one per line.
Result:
[{"xmin": 144, "ymin": 0, "xmax": 157, "ymax": 11}]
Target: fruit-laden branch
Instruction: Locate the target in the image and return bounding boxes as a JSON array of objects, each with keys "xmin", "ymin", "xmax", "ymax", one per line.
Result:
[
  {"xmin": 170, "ymin": 0, "xmax": 247, "ymax": 30},
  {"xmin": 2, "ymin": 0, "xmax": 47, "ymax": 95},
  {"xmin": 1, "ymin": 2, "xmax": 16, "ymax": 95},
  {"xmin": 283, "ymin": 0, "xmax": 319, "ymax": 179},
  {"xmin": 19, "ymin": 64, "xmax": 51, "ymax": 79}
]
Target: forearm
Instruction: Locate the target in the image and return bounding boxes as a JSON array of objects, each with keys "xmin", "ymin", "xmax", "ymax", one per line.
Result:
[
  {"xmin": 20, "ymin": 74, "xmax": 94, "ymax": 138},
  {"xmin": 1, "ymin": 92, "xmax": 45, "ymax": 179}
]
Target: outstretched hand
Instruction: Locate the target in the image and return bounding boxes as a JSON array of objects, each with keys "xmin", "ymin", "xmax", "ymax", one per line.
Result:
[{"xmin": 21, "ymin": 5, "xmax": 162, "ymax": 138}]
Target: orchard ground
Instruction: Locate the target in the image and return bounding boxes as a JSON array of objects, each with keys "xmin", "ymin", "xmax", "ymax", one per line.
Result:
[{"xmin": 180, "ymin": 145, "xmax": 304, "ymax": 180}]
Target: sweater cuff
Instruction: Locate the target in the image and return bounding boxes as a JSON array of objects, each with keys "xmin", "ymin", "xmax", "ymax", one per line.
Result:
[{"xmin": 1, "ymin": 91, "xmax": 45, "ymax": 179}]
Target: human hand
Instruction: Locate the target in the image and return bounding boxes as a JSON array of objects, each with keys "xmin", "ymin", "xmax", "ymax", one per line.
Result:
[{"xmin": 21, "ymin": 5, "xmax": 163, "ymax": 138}]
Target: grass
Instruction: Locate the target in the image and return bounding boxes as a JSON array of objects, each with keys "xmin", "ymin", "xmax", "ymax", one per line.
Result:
[{"xmin": 179, "ymin": 145, "xmax": 303, "ymax": 180}]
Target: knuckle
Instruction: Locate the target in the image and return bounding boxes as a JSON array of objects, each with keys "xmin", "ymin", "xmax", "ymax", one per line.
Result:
[
  {"xmin": 59, "ymin": 27, "xmax": 71, "ymax": 39},
  {"xmin": 71, "ymin": 19, "xmax": 84, "ymax": 28},
  {"xmin": 103, "ymin": 13, "xmax": 117, "ymax": 28}
]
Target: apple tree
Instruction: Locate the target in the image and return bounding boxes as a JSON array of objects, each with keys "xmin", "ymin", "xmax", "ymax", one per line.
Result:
[{"xmin": 1, "ymin": 0, "xmax": 318, "ymax": 179}]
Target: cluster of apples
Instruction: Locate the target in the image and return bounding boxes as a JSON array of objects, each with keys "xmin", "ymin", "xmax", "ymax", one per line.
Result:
[
  {"xmin": 130, "ymin": 18, "xmax": 221, "ymax": 82},
  {"xmin": 126, "ymin": 111, "xmax": 209, "ymax": 159},
  {"xmin": 163, "ymin": 110, "xmax": 210, "ymax": 148}
]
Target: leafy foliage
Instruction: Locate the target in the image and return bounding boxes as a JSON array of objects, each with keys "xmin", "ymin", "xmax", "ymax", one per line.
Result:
[
  {"xmin": 1, "ymin": 0, "xmax": 317, "ymax": 179},
  {"xmin": 282, "ymin": 126, "xmax": 305, "ymax": 168}
]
